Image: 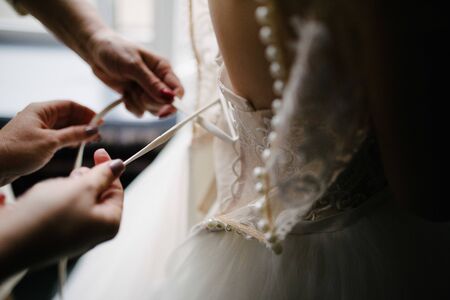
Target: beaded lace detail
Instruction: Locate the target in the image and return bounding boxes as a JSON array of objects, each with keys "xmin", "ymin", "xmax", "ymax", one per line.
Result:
[
  {"xmin": 303, "ymin": 137, "xmax": 387, "ymax": 221},
  {"xmin": 202, "ymin": 19, "xmax": 383, "ymax": 248}
]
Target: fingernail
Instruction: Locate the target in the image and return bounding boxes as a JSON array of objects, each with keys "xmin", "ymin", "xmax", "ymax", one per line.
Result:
[
  {"xmin": 160, "ymin": 88, "xmax": 175, "ymax": 102},
  {"xmin": 85, "ymin": 126, "xmax": 99, "ymax": 136},
  {"xmin": 157, "ymin": 104, "xmax": 176, "ymax": 118},
  {"xmin": 158, "ymin": 112, "xmax": 171, "ymax": 118},
  {"xmin": 109, "ymin": 159, "xmax": 125, "ymax": 177},
  {"xmin": 158, "ymin": 110, "xmax": 175, "ymax": 118}
]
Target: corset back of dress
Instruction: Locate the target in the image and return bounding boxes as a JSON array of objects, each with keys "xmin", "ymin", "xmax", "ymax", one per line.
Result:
[{"xmin": 203, "ymin": 19, "xmax": 390, "ymax": 250}]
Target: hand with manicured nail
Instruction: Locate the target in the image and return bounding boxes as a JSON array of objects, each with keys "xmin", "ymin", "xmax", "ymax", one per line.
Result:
[
  {"xmin": 0, "ymin": 100, "xmax": 100, "ymax": 186},
  {"xmin": 5, "ymin": 0, "xmax": 183, "ymax": 119},
  {"xmin": 0, "ymin": 149, "xmax": 125, "ymax": 281},
  {"xmin": 88, "ymin": 31, "xmax": 184, "ymax": 117}
]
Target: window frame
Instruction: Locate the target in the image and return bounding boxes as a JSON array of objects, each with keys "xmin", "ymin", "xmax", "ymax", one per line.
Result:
[{"xmin": 0, "ymin": 0, "xmax": 175, "ymax": 57}]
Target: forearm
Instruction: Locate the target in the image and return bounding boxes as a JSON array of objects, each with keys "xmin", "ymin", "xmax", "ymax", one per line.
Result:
[
  {"xmin": 16, "ymin": 0, "xmax": 112, "ymax": 63},
  {"xmin": 0, "ymin": 202, "xmax": 62, "ymax": 281}
]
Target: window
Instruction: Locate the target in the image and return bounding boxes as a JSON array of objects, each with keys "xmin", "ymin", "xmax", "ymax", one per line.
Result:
[
  {"xmin": 0, "ymin": 1, "xmax": 44, "ymax": 32},
  {"xmin": 0, "ymin": 0, "xmax": 193, "ymax": 123},
  {"xmin": 115, "ymin": 0, "xmax": 155, "ymax": 44}
]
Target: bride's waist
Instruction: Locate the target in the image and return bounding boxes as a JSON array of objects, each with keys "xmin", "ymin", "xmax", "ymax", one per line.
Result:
[{"xmin": 196, "ymin": 187, "xmax": 390, "ymax": 241}]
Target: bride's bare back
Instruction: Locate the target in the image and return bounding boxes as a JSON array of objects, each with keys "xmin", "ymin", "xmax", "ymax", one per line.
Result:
[{"xmin": 208, "ymin": 0, "xmax": 275, "ymax": 110}]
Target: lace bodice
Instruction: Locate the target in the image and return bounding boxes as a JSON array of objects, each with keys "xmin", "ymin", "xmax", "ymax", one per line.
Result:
[{"xmin": 199, "ymin": 20, "xmax": 387, "ymax": 250}]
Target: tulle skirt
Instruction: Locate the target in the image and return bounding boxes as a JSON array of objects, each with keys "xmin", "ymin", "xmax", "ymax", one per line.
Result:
[
  {"xmin": 153, "ymin": 189, "xmax": 449, "ymax": 300},
  {"xmin": 63, "ymin": 136, "xmax": 450, "ymax": 300}
]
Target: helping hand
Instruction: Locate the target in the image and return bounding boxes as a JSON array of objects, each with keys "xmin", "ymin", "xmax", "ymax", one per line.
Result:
[
  {"xmin": 0, "ymin": 100, "xmax": 100, "ymax": 185},
  {"xmin": 16, "ymin": 149, "xmax": 125, "ymax": 258},
  {"xmin": 88, "ymin": 30, "xmax": 184, "ymax": 118}
]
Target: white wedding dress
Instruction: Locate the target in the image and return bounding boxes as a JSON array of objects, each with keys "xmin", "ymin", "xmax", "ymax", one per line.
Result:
[{"xmin": 63, "ymin": 5, "xmax": 450, "ymax": 300}]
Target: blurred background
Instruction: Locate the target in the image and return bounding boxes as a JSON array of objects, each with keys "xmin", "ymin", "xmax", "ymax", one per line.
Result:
[{"xmin": 0, "ymin": 0, "xmax": 196, "ymax": 298}]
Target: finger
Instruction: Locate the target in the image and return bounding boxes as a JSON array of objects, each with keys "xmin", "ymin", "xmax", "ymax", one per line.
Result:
[
  {"xmin": 131, "ymin": 85, "xmax": 166, "ymax": 115},
  {"xmin": 141, "ymin": 97, "xmax": 165, "ymax": 115},
  {"xmin": 127, "ymin": 85, "xmax": 150, "ymax": 115},
  {"xmin": 92, "ymin": 65, "xmax": 125, "ymax": 95},
  {"xmin": 129, "ymin": 67, "xmax": 170, "ymax": 104},
  {"xmin": 157, "ymin": 104, "xmax": 177, "ymax": 118},
  {"xmin": 93, "ymin": 149, "xmax": 123, "ymax": 190},
  {"xmin": 91, "ymin": 176, "xmax": 124, "ymax": 236},
  {"xmin": 129, "ymin": 56, "xmax": 174, "ymax": 105},
  {"xmin": 173, "ymin": 86, "xmax": 185, "ymax": 98},
  {"xmin": 161, "ymin": 72, "xmax": 184, "ymax": 98},
  {"xmin": 140, "ymin": 50, "xmax": 183, "ymax": 98},
  {"xmin": 123, "ymin": 89, "xmax": 146, "ymax": 118},
  {"xmin": 124, "ymin": 101, "xmax": 141, "ymax": 118},
  {"xmin": 53, "ymin": 125, "xmax": 100, "ymax": 148},
  {"xmin": 94, "ymin": 148, "xmax": 111, "ymax": 165},
  {"xmin": 84, "ymin": 159, "xmax": 125, "ymax": 194},
  {"xmin": 70, "ymin": 167, "xmax": 90, "ymax": 178},
  {"xmin": 46, "ymin": 100, "xmax": 97, "ymax": 129}
]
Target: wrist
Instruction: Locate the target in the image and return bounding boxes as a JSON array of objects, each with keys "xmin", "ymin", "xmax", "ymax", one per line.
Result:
[
  {"xmin": 0, "ymin": 131, "xmax": 16, "ymax": 186},
  {"xmin": 83, "ymin": 28, "xmax": 117, "ymax": 66}
]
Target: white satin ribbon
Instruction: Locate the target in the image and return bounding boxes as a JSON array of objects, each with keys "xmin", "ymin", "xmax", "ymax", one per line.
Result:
[{"xmin": 58, "ymin": 95, "xmax": 238, "ymax": 299}]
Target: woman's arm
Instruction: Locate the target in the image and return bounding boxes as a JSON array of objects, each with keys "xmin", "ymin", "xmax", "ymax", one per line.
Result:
[
  {"xmin": 0, "ymin": 100, "xmax": 99, "ymax": 186},
  {"xmin": 13, "ymin": 0, "xmax": 108, "ymax": 63},
  {"xmin": 15, "ymin": 0, "xmax": 183, "ymax": 117},
  {"xmin": 0, "ymin": 150, "xmax": 124, "ymax": 281}
]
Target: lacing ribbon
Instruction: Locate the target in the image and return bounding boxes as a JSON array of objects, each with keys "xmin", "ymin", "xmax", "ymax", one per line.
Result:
[{"xmin": 57, "ymin": 96, "xmax": 238, "ymax": 299}]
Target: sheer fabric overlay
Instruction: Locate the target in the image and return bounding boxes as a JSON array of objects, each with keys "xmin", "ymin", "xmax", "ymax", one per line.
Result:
[
  {"xmin": 201, "ymin": 18, "xmax": 371, "ymax": 248},
  {"xmin": 267, "ymin": 19, "xmax": 370, "ymax": 241}
]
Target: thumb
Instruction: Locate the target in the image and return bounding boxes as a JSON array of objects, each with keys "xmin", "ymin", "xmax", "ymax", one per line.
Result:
[
  {"xmin": 84, "ymin": 159, "xmax": 125, "ymax": 193},
  {"xmin": 54, "ymin": 125, "xmax": 99, "ymax": 148},
  {"xmin": 94, "ymin": 148, "xmax": 112, "ymax": 165}
]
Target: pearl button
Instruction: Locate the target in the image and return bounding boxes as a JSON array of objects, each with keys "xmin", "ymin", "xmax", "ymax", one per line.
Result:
[
  {"xmin": 253, "ymin": 198, "xmax": 266, "ymax": 213},
  {"xmin": 216, "ymin": 222, "xmax": 225, "ymax": 230},
  {"xmin": 206, "ymin": 219, "xmax": 218, "ymax": 230},
  {"xmin": 273, "ymin": 80, "xmax": 285, "ymax": 96},
  {"xmin": 270, "ymin": 62, "xmax": 285, "ymax": 79},
  {"xmin": 255, "ymin": 6, "xmax": 271, "ymax": 25},
  {"xmin": 265, "ymin": 45, "xmax": 280, "ymax": 62},
  {"xmin": 262, "ymin": 148, "xmax": 271, "ymax": 161},
  {"xmin": 259, "ymin": 26, "xmax": 274, "ymax": 44},
  {"xmin": 255, "ymin": 181, "xmax": 265, "ymax": 194},
  {"xmin": 268, "ymin": 131, "xmax": 277, "ymax": 143},
  {"xmin": 253, "ymin": 167, "xmax": 266, "ymax": 179},
  {"xmin": 271, "ymin": 99, "xmax": 282, "ymax": 112},
  {"xmin": 271, "ymin": 115, "xmax": 281, "ymax": 127}
]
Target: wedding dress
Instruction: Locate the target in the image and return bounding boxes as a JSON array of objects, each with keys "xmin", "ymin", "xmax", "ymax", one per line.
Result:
[
  {"xmin": 65, "ymin": 51, "xmax": 449, "ymax": 300},
  {"xmin": 62, "ymin": 3, "xmax": 449, "ymax": 300},
  {"xmin": 149, "ymin": 49, "xmax": 449, "ymax": 299}
]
